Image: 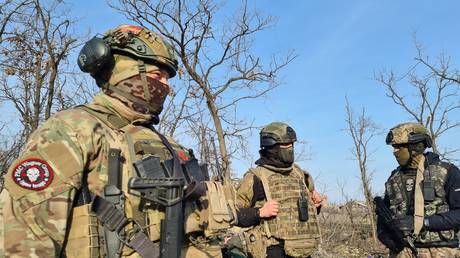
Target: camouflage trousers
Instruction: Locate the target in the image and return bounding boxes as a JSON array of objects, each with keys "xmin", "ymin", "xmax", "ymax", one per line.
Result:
[{"xmin": 390, "ymin": 247, "xmax": 460, "ymax": 258}]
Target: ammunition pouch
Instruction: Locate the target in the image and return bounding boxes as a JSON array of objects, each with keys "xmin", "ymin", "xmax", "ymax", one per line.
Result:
[
  {"xmin": 200, "ymin": 181, "xmax": 238, "ymax": 237},
  {"xmin": 243, "ymin": 229, "xmax": 267, "ymax": 258},
  {"xmin": 284, "ymin": 239, "xmax": 318, "ymax": 257},
  {"xmin": 65, "ymin": 204, "xmax": 103, "ymax": 258}
]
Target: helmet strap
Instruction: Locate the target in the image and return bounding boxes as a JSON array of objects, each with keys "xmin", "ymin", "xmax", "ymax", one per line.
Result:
[{"xmin": 137, "ymin": 59, "xmax": 152, "ymax": 104}]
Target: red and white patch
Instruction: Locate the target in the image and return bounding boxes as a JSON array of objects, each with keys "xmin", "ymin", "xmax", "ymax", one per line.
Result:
[
  {"xmin": 178, "ymin": 151, "xmax": 189, "ymax": 162},
  {"xmin": 12, "ymin": 158, "xmax": 54, "ymax": 191}
]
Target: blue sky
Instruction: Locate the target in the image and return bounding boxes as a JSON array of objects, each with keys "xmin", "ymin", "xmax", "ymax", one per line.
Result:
[{"xmin": 46, "ymin": 1, "xmax": 460, "ymax": 202}]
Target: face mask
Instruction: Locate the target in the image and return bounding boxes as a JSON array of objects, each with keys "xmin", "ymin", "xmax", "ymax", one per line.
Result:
[
  {"xmin": 393, "ymin": 147, "xmax": 410, "ymax": 167},
  {"xmin": 115, "ymin": 74, "xmax": 170, "ymax": 115},
  {"xmin": 261, "ymin": 145, "xmax": 294, "ymax": 168},
  {"xmin": 278, "ymin": 146, "xmax": 294, "ymax": 164}
]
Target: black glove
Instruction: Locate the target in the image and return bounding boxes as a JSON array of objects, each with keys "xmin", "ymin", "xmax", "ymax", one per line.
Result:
[
  {"xmin": 377, "ymin": 214, "xmax": 405, "ymax": 252},
  {"xmin": 378, "ymin": 231, "xmax": 404, "ymax": 253},
  {"xmin": 392, "ymin": 216, "xmax": 414, "ymax": 236}
]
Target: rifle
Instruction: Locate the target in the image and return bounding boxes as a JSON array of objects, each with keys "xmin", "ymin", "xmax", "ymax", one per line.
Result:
[
  {"xmin": 129, "ymin": 154, "xmax": 209, "ymax": 258},
  {"xmin": 129, "ymin": 157, "xmax": 185, "ymax": 258},
  {"xmin": 374, "ymin": 196, "xmax": 418, "ymax": 257}
]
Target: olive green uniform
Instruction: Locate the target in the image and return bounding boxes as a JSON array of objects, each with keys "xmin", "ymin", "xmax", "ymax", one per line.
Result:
[{"xmin": 237, "ymin": 164, "xmax": 320, "ymax": 258}]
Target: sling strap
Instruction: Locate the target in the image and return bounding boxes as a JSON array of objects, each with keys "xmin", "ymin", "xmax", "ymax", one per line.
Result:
[
  {"xmin": 413, "ymin": 155, "xmax": 426, "ymax": 236},
  {"xmin": 91, "ymin": 195, "xmax": 160, "ymax": 258},
  {"xmin": 252, "ymin": 168, "xmax": 273, "ymax": 238},
  {"xmin": 103, "ymin": 148, "xmax": 125, "ymax": 257}
]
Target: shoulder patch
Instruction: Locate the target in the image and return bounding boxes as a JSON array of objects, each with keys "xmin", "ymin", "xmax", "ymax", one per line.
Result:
[
  {"xmin": 11, "ymin": 159, "xmax": 54, "ymax": 191},
  {"xmin": 177, "ymin": 150, "xmax": 189, "ymax": 161}
]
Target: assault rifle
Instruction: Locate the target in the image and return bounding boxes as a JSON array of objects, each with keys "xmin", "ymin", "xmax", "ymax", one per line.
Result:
[
  {"xmin": 374, "ymin": 196, "xmax": 418, "ymax": 257},
  {"xmin": 129, "ymin": 155, "xmax": 208, "ymax": 258}
]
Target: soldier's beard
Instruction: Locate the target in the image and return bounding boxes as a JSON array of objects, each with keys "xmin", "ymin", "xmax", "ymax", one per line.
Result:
[{"xmin": 111, "ymin": 74, "xmax": 170, "ymax": 115}]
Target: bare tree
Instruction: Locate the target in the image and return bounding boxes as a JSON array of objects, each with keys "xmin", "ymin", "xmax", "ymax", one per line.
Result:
[
  {"xmin": 0, "ymin": 0, "xmax": 80, "ymax": 137},
  {"xmin": 375, "ymin": 38, "xmax": 460, "ymax": 158},
  {"xmin": 110, "ymin": 0, "xmax": 295, "ymax": 180},
  {"xmin": 344, "ymin": 98, "xmax": 379, "ymax": 247},
  {"xmin": 0, "ymin": 125, "xmax": 25, "ymax": 192},
  {"xmin": 0, "ymin": 0, "xmax": 33, "ymax": 42}
]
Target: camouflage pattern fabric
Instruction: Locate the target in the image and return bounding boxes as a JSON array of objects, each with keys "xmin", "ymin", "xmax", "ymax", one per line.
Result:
[
  {"xmin": 108, "ymin": 54, "xmax": 164, "ymax": 86},
  {"xmin": 391, "ymin": 247, "xmax": 460, "ymax": 258},
  {"xmin": 237, "ymin": 164, "xmax": 320, "ymax": 258},
  {"xmin": 385, "ymin": 157, "xmax": 456, "ymax": 245},
  {"xmin": 386, "ymin": 122, "xmax": 430, "ymax": 145},
  {"xmin": 1, "ymin": 93, "xmax": 224, "ymax": 257},
  {"xmin": 104, "ymin": 25, "xmax": 178, "ymax": 78},
  {"xmin": 108, "ymin": 64, "xmax": 171, "ymax": 115}
]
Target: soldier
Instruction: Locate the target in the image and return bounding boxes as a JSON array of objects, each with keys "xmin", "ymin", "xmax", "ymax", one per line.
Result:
[
  {"xmin": 376, "ymin": 122, "xmax": 460, "ymax": 257},
  {"xmin": 1, "ymin": 25, "xmax": 237, "ymax": 258},
  {"xmin": 236, "ymin": 122, "xmax": 324, "ymax": 258}
]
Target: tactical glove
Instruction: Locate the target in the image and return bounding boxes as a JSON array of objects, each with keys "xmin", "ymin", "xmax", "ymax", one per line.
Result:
[
  {"xmin": 393, "ymin": 216, "xmax": 414, "ymax": 236},
  {"xmin": 377, "ymin": 232, "xmax": 404, "ymax": 253}
]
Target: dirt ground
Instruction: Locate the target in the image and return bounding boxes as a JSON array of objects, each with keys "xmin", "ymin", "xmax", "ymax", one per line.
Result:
[{"xmin": 316, "ymin": 202, "xmax": 388, "ymax": 258}]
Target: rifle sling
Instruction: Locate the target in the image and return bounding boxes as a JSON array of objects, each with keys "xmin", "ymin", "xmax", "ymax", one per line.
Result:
[
  {"xmin": 103, "ymin": 148, "xmax": 125, "ymax": 258},
  {"xmin": 151, "ymin": 127, "xmax": 182, "ymax": 178},
  {"xmin": 91, "ymin": 195, "xmax": 160, "ymax": 258},
  {"xmin": 414, "ymin": 155, "xmax": 426, "ymax": 236}
]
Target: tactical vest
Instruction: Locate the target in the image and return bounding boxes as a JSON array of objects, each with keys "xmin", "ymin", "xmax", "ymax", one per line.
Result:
[
  {"xmin": 249, "ymin": 165, "xmax": 320, "ymax": 257},
  {"xmin": 64, "ymin": 105, "xmax": 199, "ymax": 257},
  {"xmin": 385, "ymin": 161, "xmax": 457, "ymax": 246}
]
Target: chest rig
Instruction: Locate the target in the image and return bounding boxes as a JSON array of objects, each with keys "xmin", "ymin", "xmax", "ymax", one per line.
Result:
[
  {"xmin": 65, "ymin": 105, "xmax": 209, "ymax": 258},
  {"xmin": 385, "ymin": 160, "xmax": 456, "ymax": 246},
  {"xmin": 248, "ymin": 165, "xmax": 320, "ymax": 258}
]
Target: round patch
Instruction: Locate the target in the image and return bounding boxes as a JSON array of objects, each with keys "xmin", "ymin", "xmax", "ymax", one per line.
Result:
[{"xmin": 12, "ymin": 158, "xmax": 54, "ymax": 191}]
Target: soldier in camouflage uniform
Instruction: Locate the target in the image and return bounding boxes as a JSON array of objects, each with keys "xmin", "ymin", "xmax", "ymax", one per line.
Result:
[
  {"xmin": 1, "ymin": 25, "xmax": 237, "ymax": 258},
  {"xmin": 236, "ymin": 122, "xmax": 324, "ymax": 258},
  {"xmin": 377, "ymin": 122, "xmax": 460, "ymax": 258}
]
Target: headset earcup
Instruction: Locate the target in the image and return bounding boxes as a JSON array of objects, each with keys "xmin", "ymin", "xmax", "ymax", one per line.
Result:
[
  {"xmin": 425, "ymin": 135, "xmax": 432, "ymax": 148},
  {"xmin": 77, "ymin": 37, "xmax": 114, "ymax": 76}
]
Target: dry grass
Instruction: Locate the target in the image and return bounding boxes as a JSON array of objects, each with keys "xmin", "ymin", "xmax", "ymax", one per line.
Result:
[{"xmin": 316, "ymin": 202, "xmax": 387, "ymax": 258}]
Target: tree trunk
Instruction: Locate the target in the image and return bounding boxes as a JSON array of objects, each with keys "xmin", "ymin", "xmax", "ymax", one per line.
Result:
[{"xmin": 206, "ymin": 99, "xmax": 231, "ymax": 181}]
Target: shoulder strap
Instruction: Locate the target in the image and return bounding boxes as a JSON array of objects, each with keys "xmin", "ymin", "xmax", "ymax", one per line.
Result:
[
  {"xmin": 413, "ymin": 155, "xmax": 426, "ymax": 236},
  {"xmin": 248, "ymin": 167, "xmax": 272, "ymax": 238},
  {"xmin": 292, "ymin": 164, "xmax": 313, "ymax": 188},
  {"xmin": 249, "ymin": 167, "xmax": 272, "ymax": 201}
]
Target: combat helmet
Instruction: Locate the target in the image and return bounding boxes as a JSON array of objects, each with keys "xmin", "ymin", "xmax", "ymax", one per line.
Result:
[
  {"xmin": 385, "ymin": 122, "xmax": 432, "ymax": 148},
  {"xmin": 260, "ymin": 122, "xmax": 297, "ymax": 147},
  {"xmin": 77, "ymin": 25, "xmax": 178, "ymax": 82}
]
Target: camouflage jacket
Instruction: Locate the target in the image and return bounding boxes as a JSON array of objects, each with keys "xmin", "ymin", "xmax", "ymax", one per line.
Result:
[
  {"xmin": 1, "ymin": 93, "xmax": 197, "ymax": 257},
  {"xmin": 379, "ymin": 152, "xmax": 460, "ymax": 248}
]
